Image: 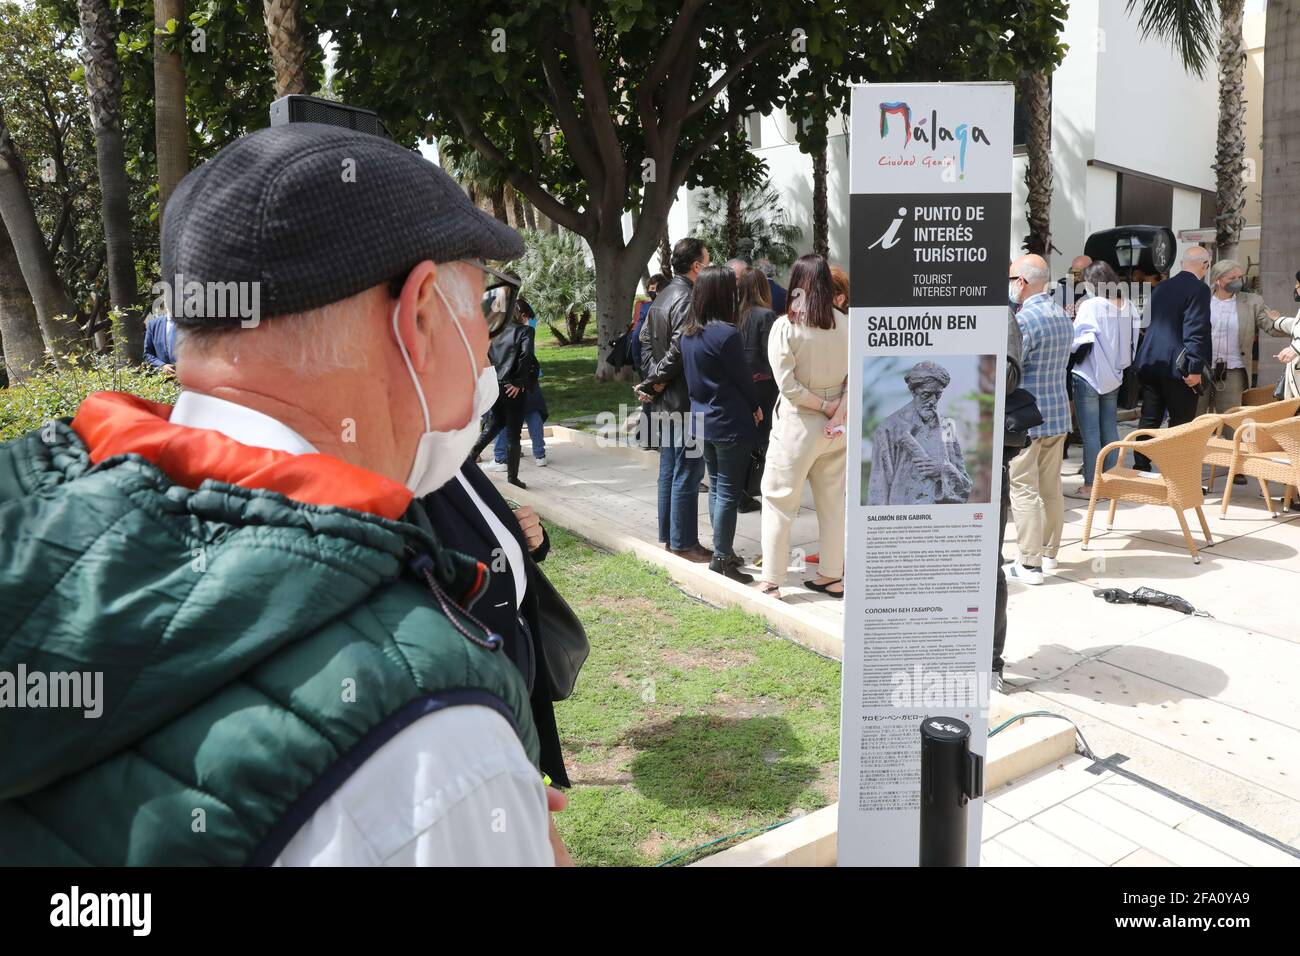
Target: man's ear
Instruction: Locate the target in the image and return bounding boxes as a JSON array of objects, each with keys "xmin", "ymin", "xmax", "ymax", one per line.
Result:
[{"xmin": 394, "ymin": 261, "xmax": 440, "ymax": 371}]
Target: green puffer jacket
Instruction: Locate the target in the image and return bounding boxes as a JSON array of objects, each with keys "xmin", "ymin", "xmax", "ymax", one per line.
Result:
[{"xmin": 0, "ymin": 416, "xmax": 539, "ymax": 865}]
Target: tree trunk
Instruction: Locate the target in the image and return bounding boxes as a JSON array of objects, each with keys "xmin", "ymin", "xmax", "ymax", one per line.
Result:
[
  {"xmin": 509, "ymin": 185, "xmax": 526, "ymax": 231},
  {"xmin": 1020, "ymin": 70, "xmax": 1053, "ymax": 256},
  {"xmin": 489, "ymin": 183, "xmax": 508, "ymax": 224},
  {"xmin": 592, "ymin": 243, "xmax": 640, "ymax": 382},
  {"xmin": 1260, "ymin": 0, "xmax": 1299, "ymax": 385},
  {"xmin": 522, "ymin": 198, "xmax": 536, "ymax": 231},
  {"xmin": 0, "ymin": 106, "xmax": 78, "ymax": 358},
  {"xmin": 263, "ymin": 0, "xmax": 309, "ymax": 97},
  {"xmin": 79, "ymin": 0, "xmax": 141, "ymax": 363},
  {"xmin": 154, "ymin": 0, "xmax": 189, "ymax": 215},
  {"xmin": 1214, "ymin": 0, "xmax": 1247, "ymax": 260},
  {"xmin": 726, "ymin": 186, "xmax": 742, "ymax": 259},
  {"xmin": 657, "ymin": 230, "xmax": 672, "ymax": 275},
  {"xmin": 811, "ymin": 140, "xmax": 829, "ymax": 259},
  {"xmin": 0, "ymin": 221, "xmax": 46, "ymax": 379}
]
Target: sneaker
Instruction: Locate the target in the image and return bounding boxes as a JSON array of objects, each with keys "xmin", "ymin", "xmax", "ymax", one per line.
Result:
[
  {"xmin": 1008, "ymin": 562, "xmax": 1044, "ymax": 586},
  {"xmin": 483, "ymin": 461, "xmax": 507, "ymax": 472},
  {"xmin": 1041, "ymin": 556, "xmax": 1059, "ymax": 573},
  {"xmin": 534, "ymin": 456, "xmax": 548, "ymax": 467}
]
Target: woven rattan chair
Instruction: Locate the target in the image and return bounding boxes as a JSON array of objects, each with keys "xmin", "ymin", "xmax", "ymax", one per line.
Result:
[
  {"xmin": 1241, "ymin": 386, "xmax": 1278, "ymax": 406},
  {"xmin": 1221, "ymin": 416, "xmax": 1300, "ymax": 517},
  {"xmin": 1082, "ymin": 415, "xmax": 1222, "ymax": 563},
  {"xmin": 1204, "ymin": 398, "xmax": 1300, "ymax": 493}
]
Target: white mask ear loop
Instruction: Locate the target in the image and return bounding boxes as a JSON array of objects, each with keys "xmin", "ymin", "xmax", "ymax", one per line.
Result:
[{"xmin": 390, "ymin": 287, "xmax": 482, "ymax": 433}]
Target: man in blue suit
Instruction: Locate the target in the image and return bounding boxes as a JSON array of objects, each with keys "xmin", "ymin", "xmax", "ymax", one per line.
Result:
[
  {"xmin": 143, "ymin": 311, "xmax": 179, "ymax": 374},
  {"xmin": 1132, "ymin": 246, "xmax": 1212, "ymax": 471}
]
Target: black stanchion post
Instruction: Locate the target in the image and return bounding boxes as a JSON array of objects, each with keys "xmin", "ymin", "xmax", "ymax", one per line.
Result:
[{"xmin": 919, "ymin": 716, "xmax": 984, "ymax": 866}]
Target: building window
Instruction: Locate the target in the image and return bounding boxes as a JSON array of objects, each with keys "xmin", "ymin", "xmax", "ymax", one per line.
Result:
[{"xmin": 1116, "ymin": 172, "xmax": 1173, "ymax": 227}]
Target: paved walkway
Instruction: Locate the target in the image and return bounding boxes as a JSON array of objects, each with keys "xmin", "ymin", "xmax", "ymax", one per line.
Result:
[{"xmin": 488, "ymin": 424, "xmax": 1300, "ymax": 863}]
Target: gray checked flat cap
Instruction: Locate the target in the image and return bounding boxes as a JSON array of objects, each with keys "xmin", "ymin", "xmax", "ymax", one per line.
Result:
[{"xmin": 160, "ymin": 123, "xmax": 524, "ymax": 323}]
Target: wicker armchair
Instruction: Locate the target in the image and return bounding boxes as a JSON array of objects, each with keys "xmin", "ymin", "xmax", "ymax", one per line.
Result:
[
  {"xmin": 1241, "ymin": 386, "xmax": 1278, "ymax": 407},
  {"xmin": 1221, "ymin": 416, "xmax": 1300, "ymax": 517},
  {"xmin": 1204, "ymin": 398, "xmax": 1300, "ymax": 493},
  {"xmin": 1082, "ymin": 415, "xmax": 1222, "ymax": 563}
]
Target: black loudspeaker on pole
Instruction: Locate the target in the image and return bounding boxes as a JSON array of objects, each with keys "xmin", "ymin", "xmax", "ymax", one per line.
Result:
[{"xmin": 919, "ymin": 716, "xmax": 984, "ymax": 866}]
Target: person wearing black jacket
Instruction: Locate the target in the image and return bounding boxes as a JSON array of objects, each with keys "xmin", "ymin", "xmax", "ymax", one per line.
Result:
[
  {"xmin": 736, "ymin": 267, "xmax": 778, "ymax": 512},
  {"xmin": 419, "ymin": 462, "xmax": 571, "ymax": 788},
  {"xmin": 1132, "ymin": 247, "xmax": 1212, "ymax": 471},
  {"xmin": 472, "ymin": 302, "xmax": 539, "ymax": 488},
  {"xmin": 993, "ymin": 304, "xmax": 1027, "ymax": 692},
  {"xmin": 636, "ymin": 237, "xmax": 712, "ymax": 561}
]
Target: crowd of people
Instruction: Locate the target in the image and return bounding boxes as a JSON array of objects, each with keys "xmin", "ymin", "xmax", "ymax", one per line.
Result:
[
  {"xmin": 1002, "ymin": 244, "xmax": 1300, "ymax": 594},
  {"xmin": 632, "ymin": 238, "xmax": 849, "ymax": 599}
]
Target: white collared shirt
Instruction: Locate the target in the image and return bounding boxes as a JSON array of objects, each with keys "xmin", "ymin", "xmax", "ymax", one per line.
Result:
[
  {"xmin": 1210, "ymin": 295, "xmax": 1243, "ymax": 369},
  {"xmin": 168, "ymin": 390, "xmax": 553, "ymax": 866}
]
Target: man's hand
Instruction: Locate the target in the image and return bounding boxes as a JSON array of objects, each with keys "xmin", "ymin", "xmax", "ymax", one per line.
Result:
[
  {"xmin": 1267, "ymin": 309, "xmax": 1282, "ymax": 321},
  {"xmin": 633, "ymin": 385, "xmax": 653, "ymax": 404},
  {"xmin": 1184, "ymin": 373, "xmax": 1202, "ymax": 388},
  {"xmin": 546, "ymin": 786, "xmax": 574, "ymax": 867},
  {"xmin": 160, "ymin": 364, "xmax": 176, "ymax": 377},
  {"xmin": 1279, "ymin": 346, "xmax": 1298, "ymax": 365},
  {"xmin": 753, "ymin": 407, "xmax": 764, "ymax": 425},
  {"xmin": 513, "ymin": 505, "xmax": 544, "ymax": 553},
  {"xmin": 504, "ymin": 383, "xmax": 521, "ymax": 398}
]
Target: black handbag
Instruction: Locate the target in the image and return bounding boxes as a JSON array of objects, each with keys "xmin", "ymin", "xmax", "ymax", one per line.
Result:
[
  {"xmin": 528, "ymin": 559, "xmax": 589, "ymax": 701},
  {"xmin": 1004, "ymin": 387, "xmax": 1044, "ymax": 451},
  {"xmin": 607, "ymin": 328, "xmax": 634, "ymax": 369},
  {"xmin": 744, "ymin": 446, "xmax": 766, "ymax": 499}
]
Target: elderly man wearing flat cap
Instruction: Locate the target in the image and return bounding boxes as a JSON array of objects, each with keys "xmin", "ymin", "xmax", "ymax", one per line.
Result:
[
  {"xmin": 867, "ymin": 360, "xmax": 973, "ymax": 506},
  {"xmin": 0, "ymin": 123, "xmax": 568, "ymax": 866}
]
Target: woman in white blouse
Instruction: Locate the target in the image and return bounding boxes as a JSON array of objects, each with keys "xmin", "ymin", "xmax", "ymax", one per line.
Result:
[
  {"xmin": 1069, "ymin": 261, "xmax": 1137, "ymax": 498},
  {"xmin": 759, "ymin": 255, "xmax": 848, "ymax": 599}
]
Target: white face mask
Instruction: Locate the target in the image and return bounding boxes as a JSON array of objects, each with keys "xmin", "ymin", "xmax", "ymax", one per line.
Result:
[{"xmin": 391, "ymin": 287, "xmax": 499, "ymax": 498}]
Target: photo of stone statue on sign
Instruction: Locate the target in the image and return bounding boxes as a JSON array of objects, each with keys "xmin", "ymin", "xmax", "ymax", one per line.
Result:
[{"xmin": 860, "ymin": 356, "xmax": 996, "ymax": 506}]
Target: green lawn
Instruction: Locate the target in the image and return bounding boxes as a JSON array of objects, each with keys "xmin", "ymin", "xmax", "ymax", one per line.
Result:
[
  {"xmin": 544, "ymin": 523, "xmax": 842, "ymax": 866},
  {"xmin": 535, "ymin": 339, "xmax": 636, "ymax": 426}
]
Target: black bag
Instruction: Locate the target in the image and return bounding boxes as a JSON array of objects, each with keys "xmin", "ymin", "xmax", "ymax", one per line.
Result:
[
  {"xmin": 1004, "ymin": 387, "xmax": 1044, "ymax": 451},
  {"xmin": 529, "ymin": 559, "xmax": 589, "ymax": 701},
  {"xmin": 607, "ymin": 328, "xmax": 634, "ymax": 370}
]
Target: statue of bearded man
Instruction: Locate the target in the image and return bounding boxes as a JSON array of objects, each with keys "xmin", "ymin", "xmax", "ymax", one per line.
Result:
[{"xmin": 867, "ymin": 361, "xmax": 972, "ymax": 505}]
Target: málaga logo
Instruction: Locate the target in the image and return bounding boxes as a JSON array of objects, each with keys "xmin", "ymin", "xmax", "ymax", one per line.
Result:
[{"xmin": 878, "ymin": 102, "xmax": 992, "ymax": 179}]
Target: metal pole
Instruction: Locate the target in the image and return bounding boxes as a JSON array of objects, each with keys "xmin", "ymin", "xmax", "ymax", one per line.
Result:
[{"xmin": 919, "ymin": 716, "xmax": 983, "ymax": 867}]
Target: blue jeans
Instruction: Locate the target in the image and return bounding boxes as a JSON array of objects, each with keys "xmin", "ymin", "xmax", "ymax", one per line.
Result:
[
  {"xmin": 495, "ymin": 409, "xmax": 546, "ymax": 462},
  {"xmin": 1073, "ymin": 373, "xmax": 1119, "ymax": 486},
  {"xmin": 658, "ymin": 441, "xmax": 705, "ymax": 550},
  {"xmin": 703, "ymin": 440, "xmax": 751, "ymax": 558}
]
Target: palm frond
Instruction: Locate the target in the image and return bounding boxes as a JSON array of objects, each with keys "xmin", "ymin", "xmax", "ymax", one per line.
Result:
[{"xmin": 1127, "ymin": 0, "xmax": 1219, "ymax": 77}]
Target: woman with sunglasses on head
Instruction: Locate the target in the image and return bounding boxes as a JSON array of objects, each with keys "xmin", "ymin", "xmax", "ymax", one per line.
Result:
[
  {"xmin": 759, "ymin": 254, "xmax": 848, "ymax": 600},
  {"xmin": 471, "ymin": 285, "xmax": 538, "ymax": 488}
]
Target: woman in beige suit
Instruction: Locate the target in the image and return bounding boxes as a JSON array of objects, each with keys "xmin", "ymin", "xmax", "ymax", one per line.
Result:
[{"xmin": 759, "ymin": 255, "xmax": 848, "ymax": 599}]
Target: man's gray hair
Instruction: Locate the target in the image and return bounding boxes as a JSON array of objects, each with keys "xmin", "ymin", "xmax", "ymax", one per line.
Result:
[
  {"xmin": 1183, "ymin": 245, "xmax": 1212, "ymax": 267},
  {"xmin": 176, "ymin": 261, "xmax": 478, "ymax": 373},
  {"xmin": 1018, "ymin": 261, "xmax": 1049, "ymax": 286}
]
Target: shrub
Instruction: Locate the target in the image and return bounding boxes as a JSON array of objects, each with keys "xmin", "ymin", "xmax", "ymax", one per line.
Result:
[
  {"xmin": 515, "ymin": 229, "xmax": 597, "ymax": 345},
  {"xmin": 0, "ymin": 357, "xmax": 180, "ymax": 443}
]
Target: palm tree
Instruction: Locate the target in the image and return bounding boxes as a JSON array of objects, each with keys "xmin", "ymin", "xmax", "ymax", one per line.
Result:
[
  {"xmin": 1019, "ymin": 70, "xmax": 1053, "ymax": 256},
  {"xmin": 1210, "ymin": 0, "xmax": 1247, "ymax": 259},
  {"xmin": 811, "ymin": 139, "xmax": 829, "ymax": 259},
  {"xmin": 0, "ymin": 102, "xmax": 79, "ymax": 359},
  {"xmin": 153, "ymin": 0, "xmax": 189, "ymax": 213},
  {"xmin": 0, "ymin": 219, "xmax": 46, "ymax": 378},
  {"xmin": 263, "ymin": 0, "xmax": 308, "ymax": 97},
  {"xmin": 78, "ymin": 0, "xmax": 140, "ymax": 362},
  {"xmin": 1259, "ymin": 0, "xmax": 1297, "ymax": 311}
]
